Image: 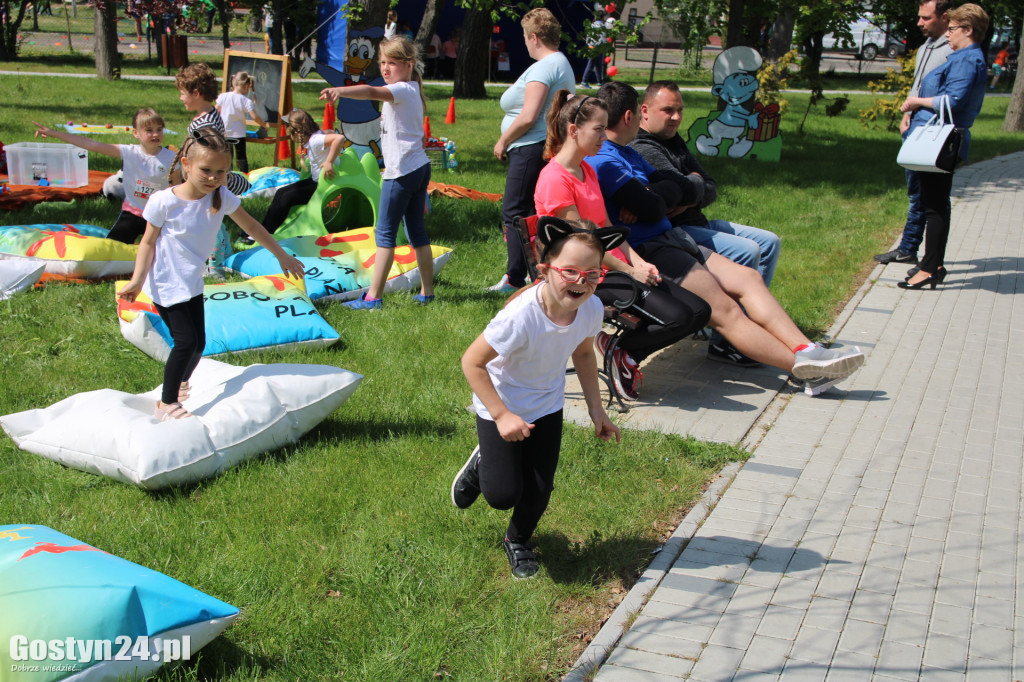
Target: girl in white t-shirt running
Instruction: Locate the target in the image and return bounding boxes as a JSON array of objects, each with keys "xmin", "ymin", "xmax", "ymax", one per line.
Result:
[
  {"xmin": 320, "ymin": 36, "xmax": 435, "ymax": 309},
  {"xmin": 215, "ymin": 71, "xmax": 268, "ymax": 173},
  {"xmin": 33, "ymin": 108, "xmax": 175, "ymax": 244},
  {"xmin": 451, "ymin": 216, "xmax": 624, "ymax": 579},
  {"xmin": 259, "ymin": 108, "xmax": 346, "ymax": 236},
  {"xmin": 117, "ymin": 129, "xmax": 303, "ymax": 421}
]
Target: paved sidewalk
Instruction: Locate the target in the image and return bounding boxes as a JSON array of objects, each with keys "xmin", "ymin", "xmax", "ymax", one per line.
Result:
[{"xmin": 570, "ymin": 151, "xmax": 1024, "ymax": 681}]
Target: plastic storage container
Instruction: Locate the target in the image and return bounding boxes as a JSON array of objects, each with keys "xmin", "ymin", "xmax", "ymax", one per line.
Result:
[{"xmin": 6, "ymin": 142, "xmax": 89, "ymax": 188}]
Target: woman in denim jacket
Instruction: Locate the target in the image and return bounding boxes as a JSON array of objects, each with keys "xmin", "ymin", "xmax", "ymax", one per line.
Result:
[{"xmin": 897, "ymin": 3, "xmax": 988, "ymax": 290}]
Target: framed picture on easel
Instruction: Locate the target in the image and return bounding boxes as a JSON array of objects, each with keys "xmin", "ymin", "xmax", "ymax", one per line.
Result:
[{"xmin": 222, "ymin": 50, "xmax": 294, "ymax": 165}]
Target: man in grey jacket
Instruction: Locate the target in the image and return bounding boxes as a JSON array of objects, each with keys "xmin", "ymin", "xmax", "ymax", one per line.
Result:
[{"xmin": 874, "ymin": 0, "xmax": 953, "ymax": 266}]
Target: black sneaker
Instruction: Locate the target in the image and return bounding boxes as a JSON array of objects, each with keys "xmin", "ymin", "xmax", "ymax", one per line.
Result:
[
  {"xmin": 874, "ymin": 249, "xmax": 918, "ymax": 264},
  {"xmin": 503, "ymin": 537, "xmax": 539, "ymax": 579},
  {"xmin": 707, "ymin": 341, "xmax": 761, "ymax": 368},
  {"xmin": 450, "ymin": 446, "xmax": 481, "ymax": 509}
]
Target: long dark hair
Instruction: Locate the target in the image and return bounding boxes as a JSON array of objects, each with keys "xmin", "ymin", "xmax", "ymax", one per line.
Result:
[
  {"xmin": 544, "ymin": 90, "xmax": 607, "ymax": 159},
  {"xmin": 169, "ymin": 127, "xmax": 232, "ymax": 213}
]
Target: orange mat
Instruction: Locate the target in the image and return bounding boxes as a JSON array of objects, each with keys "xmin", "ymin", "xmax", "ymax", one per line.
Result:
[
  {"xmin": 0, "ymin": 170, "xmax": 113, "ymax": 212},
  {"xmin": 427, "ymin": 181, "xmax": 502, "ymax": 203}
]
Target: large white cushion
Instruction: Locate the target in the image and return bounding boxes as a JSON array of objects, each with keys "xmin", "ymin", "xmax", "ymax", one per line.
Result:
[
  {"xmin": 0, "ymin": 359, "xmax": 362, "ymax": 489},
  {"xmin": 0, "ymin": 260, "xmax": 45, "ymax": 299}
]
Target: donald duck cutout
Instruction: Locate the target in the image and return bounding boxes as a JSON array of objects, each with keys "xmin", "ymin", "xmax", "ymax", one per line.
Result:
[
  {"xmin": 300, "ymin": 27, "xmax": 385, "ymax": 160},
  {"xmin": 689, "ymin": 46, "xmax": 782, "ymax": 162}
]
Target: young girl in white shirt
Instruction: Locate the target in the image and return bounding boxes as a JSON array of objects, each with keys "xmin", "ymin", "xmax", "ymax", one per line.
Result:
[
  {"xmin": 117, "ymin": 129, "xmax": 304, "ymax": 421},
  {"xmin": 320, "ymin": 36, "xmax": 435, "ymax": 309},
  {"xmin": 33, "ymin": 108, "xmax": 175, "ymax": 244},
  {"xmin": 451, "ymin": 216, "xmax": 624, "ymax": 579},
  {"xmin": 215, "ymin": 71, "xmax": 268, "ymax": 173},
  {"xmin": 260, "ymin": 108, "xmax": 346, "ymax": 235}
]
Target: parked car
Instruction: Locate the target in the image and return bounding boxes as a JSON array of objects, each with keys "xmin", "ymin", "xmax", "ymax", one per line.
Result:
[{"xmin": 821, "ymin": 16, "xmax": 900, "ymax": 61}]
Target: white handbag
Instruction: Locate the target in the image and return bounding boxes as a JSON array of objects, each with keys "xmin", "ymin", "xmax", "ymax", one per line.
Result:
[{"xmin": 897, "ymin": 96, "xmax": 964, "ymax": 173}]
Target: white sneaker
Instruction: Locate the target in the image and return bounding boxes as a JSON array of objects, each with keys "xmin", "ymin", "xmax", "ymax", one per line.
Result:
[
  {"xmin": 485, "ymin": 274, "xmax": 518, "ymax": 294},
  {"xmin": 791, "ymin": 345, "xmax": 864, "ymax": 380}
]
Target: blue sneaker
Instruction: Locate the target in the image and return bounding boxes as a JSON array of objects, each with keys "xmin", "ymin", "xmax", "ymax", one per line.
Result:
[
  {"xmin": 344, "ymin": 293, "xmax": 382, "ymax": 310},
  {"xmin": 413, "ymin": 293, "xmax": 435, "ymax": 305}
]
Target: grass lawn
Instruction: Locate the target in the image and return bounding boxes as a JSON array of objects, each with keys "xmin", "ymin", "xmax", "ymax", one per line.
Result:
[{"xmin": 2, "ymin": 73, "xmax": 1023, "ymax": 680}]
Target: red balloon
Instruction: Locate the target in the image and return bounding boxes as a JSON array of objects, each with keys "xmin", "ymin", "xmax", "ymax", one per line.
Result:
[
  {"xmin": 607, "ymin": 65, "xmax": 619, "ymax": 77},
  {"xmin": 604, "ymin": 3, "xmax": 616, "ymax": 14},
  {"xmin": 604, "ymin": 56, "xmax": 612, "ymax": 64},
  {"xmin": 607, "ymin": 36, "xmax": 613, "ymax": 43}
]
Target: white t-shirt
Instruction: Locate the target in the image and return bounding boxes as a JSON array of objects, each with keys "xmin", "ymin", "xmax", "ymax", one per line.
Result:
[
  {"xmin": 142, "ymin": 186, "xmax": 241, "ymax": 307},
  {"xmin": 304, "ymin": 130, "xmax": 330, "ymax": 179},
  {"xmin": 118, "ymin": 144, "xmax": 175, "ymax": 215},
  {"xmin": 216, "ymin": 91, "xmax": 256, "ymax": 138},
  {"xmin": 380, "ymin": 81, "xmax": 429, "ymax": 179},
  {"xmin": 472, "ymin": 283, "xmax": 603, "ymax": 423}
]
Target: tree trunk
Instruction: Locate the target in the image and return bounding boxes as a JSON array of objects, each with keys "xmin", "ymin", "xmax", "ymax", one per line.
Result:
[
  {"xmin": 453, "ymin": 5, "xmax": 491, "ymax": 99},
  {"xmin": 218, "ymin": 0, "xmax": 231, "ymax": 50},
  {"xmin": 1, "ymin": 0, "xmax": 31, "ymax": 61},
  {"xmin": 414, "ymin": 0, "xmax": 444, "ymax": 57},
  {"xmin": 94, "ymin": 0, "xmax": 121, "ymax": 79},
  {"xmin": 725, "ymin": 0, "xmax": 746, "ymax": 49},
  {"xmin": 1003, "ymin": 10, "xmax": 1024, "ymax": 132},
  {"xmin": 769, "ymin": 7, "xmax": 795, "ymax": 60}
]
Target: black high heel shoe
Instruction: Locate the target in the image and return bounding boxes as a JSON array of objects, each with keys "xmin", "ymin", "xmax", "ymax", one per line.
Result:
[{"xmin": 898, "ymin": 268, "xmax": 946, "ymax": 289}]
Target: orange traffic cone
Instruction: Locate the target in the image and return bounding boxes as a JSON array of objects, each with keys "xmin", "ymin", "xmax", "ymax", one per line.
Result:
[
  {"xmin": 322, "ymin": 101, "xmax": 335, "ymax": 130},
  {"xmin": 423, "ymin": 115, "xmax": 432, "ymax": 140},
  {"xmin": 277, "ymin": 124, "xmax": 290, "ymax": 161},
  {"xmin": 445, "ymin": 96, "xmax": 456, "ymax": 124}
]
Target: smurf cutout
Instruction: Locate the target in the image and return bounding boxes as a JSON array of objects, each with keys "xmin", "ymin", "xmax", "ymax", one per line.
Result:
[
  {"xmin": 688, "ymin": 46, "xmax": 782, "ymax": 162},
  {"xmin": 300, "ymin": 27, "xmax": 386, "ymax": 160}
]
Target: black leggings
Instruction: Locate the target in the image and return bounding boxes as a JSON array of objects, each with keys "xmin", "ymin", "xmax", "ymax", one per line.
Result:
[
  {"xmin": 263, "ymin": 177, "xmax": 317, "ymax": 233},
  {"xmin": 107, "ymin": 211, "xmax": 147, "ymax": 244},
  {"xmin": 477, "ymin": 410, "xmax": 563, "ymax": 544},
  {"xmin": 596, "ymin": 277, "xmax": 711, "ymax": 363},
  {"xmin": 227, "ymin": 137, "xmax": 250, "ymax": 173},
  {"xmin": 154, "ymin": 294, "xmax": 205, "ymax": 405},
  {"xmin": 918, "ymin": 171, "xmax": 954, "ymax": 274},
  {"xmin": 500, "ymin": 142, "xmax": 546, "ymax": 287}
]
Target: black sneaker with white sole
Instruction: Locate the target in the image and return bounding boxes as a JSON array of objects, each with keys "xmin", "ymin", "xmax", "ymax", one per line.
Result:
[
  {"xmin": 451, "ymin": 446, "xmax": 481, "ymax": 509},
  {"xmin": 503, "ymin": 537, "xmax": 539, "ymax": 579},
  {"xmin": 707, "ymin": 341, "xmax": 761, "ymax": 368},
  {"xmin": 874, "ymin": 248, "xmax": 918, "ymax": 264}
]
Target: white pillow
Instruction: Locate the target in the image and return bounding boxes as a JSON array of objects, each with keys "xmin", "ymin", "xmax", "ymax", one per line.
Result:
[
  {"xmin": 0, "ymin": 260, "xmax": 45, "ymax": 299},
  {"xmin": 0, "ymin": 359, "xmax": 363, "ymax": 489}
]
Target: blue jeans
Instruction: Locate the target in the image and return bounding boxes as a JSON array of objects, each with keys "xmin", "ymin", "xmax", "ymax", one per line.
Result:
[
  {"xmin": 677, "ymin": 220, "xmax": 781, "ymax": 287},
  {"xmin": 376, "ymin": 162, "xmax": 432, "ymax": 248}
]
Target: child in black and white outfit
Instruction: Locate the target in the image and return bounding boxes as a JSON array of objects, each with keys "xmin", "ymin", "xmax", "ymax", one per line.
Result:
[{"xmin": 215, "ymin": 71, "xmax": 267, "ymax": 173}]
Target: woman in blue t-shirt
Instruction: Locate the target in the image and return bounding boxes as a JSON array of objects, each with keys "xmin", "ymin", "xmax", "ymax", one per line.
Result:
[
  {"xmin": 898, "ymin": 3, "xmax": 988, "ymax": 291},
  {"xmin": 488, "ymin": 8, "xmax": 577, "ymax": 293}
]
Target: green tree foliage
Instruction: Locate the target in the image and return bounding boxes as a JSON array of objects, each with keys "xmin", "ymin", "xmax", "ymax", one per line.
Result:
[
  {"xmin": 858, "ymin": 50, "xmax": 914, "ymax": 131},
  {"xmin": 652, "ymin": 0, "xmax": 726, "ymax": 69}
]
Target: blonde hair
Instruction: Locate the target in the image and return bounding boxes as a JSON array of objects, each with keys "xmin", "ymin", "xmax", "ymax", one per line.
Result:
[
  {"xmin": 544, "ymin": 89, "xmax": 607, "ymax": 159},
  {"xmin": 231, "ymin": 71, "xmax": 253, "ymax": 91},
  {"xmin": 175, "ymin": 63, "xmax": 219, "ymax": 102},
  {"xmin": 521, "ymin": 8, "xmax": 561, "ymax": 48},
  {"xmin": 948, "ymin": 3, "xmax": 989, "ymax": 40},
  {"xmin": 379, "ymin": 36, "xmax": 426, "ymax": 111},
  {"xmin": 169, "ymin": 128, "xmax": 232, "ymax": 213},
  {"xmin": 132, "ymin": 107, "xmax": 165, "ymax": 131},
  {"xmin": 284, "ymin": 108, "xmax": 320, "ymax": 151}
]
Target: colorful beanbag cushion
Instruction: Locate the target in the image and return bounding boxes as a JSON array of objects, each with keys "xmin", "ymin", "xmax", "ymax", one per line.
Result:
[
  {"xmin": 0, "ymin": 524, "xmax": 238, "ymax": 681},
  {"xmin": 116, "ymin": 275, "xmax": 339, "ymax": 361},
  {"xmin": 0, "ymin": 260, "xmax": 45, "ymax": 299},
  {"xmin": 242, "ymin": 166, "xmax": 302, "ymax": 199},
  {"xmin": 0, "ymin": 359, "xmax": 363, "ymax": 488},
  {"xmin": 0, "ymin": 224, "xmax": 136, "ymax": 280},
  {"xmin": 223, "ymin": 228, "xmax": 453, "ymax": 302}
]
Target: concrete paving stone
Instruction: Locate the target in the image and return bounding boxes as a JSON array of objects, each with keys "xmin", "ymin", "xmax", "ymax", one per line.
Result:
[
  {"xmin": 815, "ymin": 571, "xmax": 861, "ymax": 603},
  {"xmin": 906, "ymin": 535, "xmax": 944, "ymax": 562},
  {"xmin": 766, "ymin": 519, "xmax": 812, "ymax": 545},
  {"xmin": 708, "ymin": 613, "xmax": 762, "ymax": 650},
  {"xmin": 742, "ymin": 566, "xmax": 786, "ymax": 590},
  {"xmin": 910, "ymin": 516, "xmax": 950, "ymax": 542},
  {"xmin": 689, "ymin": 535, "xmax": 761, "ymax": 559},
  {"xmin": 922, "ymin": 633, "xmax": 970, "ymax": 673},
  {"xmin": 680, "ymin": 547, "xmax": 757, "ymax": 571},
  {"xmin": 805, "ymin": 511, "xmax": 849, "ymax": 537},
  {"xmin": 642, "ymin": 601, "xmax": 723, "ymax": 630},
  {"xmin": 671, "ymin": 560, "xmax": 749, "ymax": 584},
  {"xmin": 778, "ymin": 662, "xmax": 829, "ymax": 682},
  {"xmin": 739, "ymin": 634, "xmax": 793, "ymax": 674},
  {"xmin": 859, "ymin": 564, "xmax": 901, "ymax": 596},
  {"xmin": 955, "ymin": 474, "xmax": 990, "ymax": 497},
  {"xmin": 628, "ymin": 614, "xmax": 713, "ymax": 645},
  {"xmin": 934, "ymin": 577, "xmax": 977, "ymax": 610},
  {"xmin": 860, "ymin": 469, "xmax": 896, "ymax": 490},
  {"xmin": 789, "ymin": 626, "xmax": 843, "ymax": 665},
  {"xmin": 593, "ymin": 663, "xmax": 687, "ymax": 681},
  {"xmin": 875, "ymin": 639, "xmax": 924, "ymax": 680},
  {"xmin": 617, "ymin": 629, "xmax": 705, "ymax": 660},
  {"xmin": 755, "ymin": 605, "xmax": 807, "ymax": 641},
  {"xmin": 899, "ymin": 558, "xmax": 941, "ymax": 588},
  {"xmin": 963, "ymin": 657, "xmax": 1014, "ymax": 681},
  {"xmin": 972, "ymin": 595, "xmax": 1015, "ymax": 629},
  {"xmin": 884, "ymin": 607, "xmax": 934, "ymax": 647},
  {"xmin": 698, "ymin": 519, "xmax": 772, "ymax": 544},
  {"xmin": 709, "ymin": 505, "xmax": 784, "ymax": 528},
  {"xmin": 846, "ymin": 589, "xmax": 895, "ymax": 624},
  {"xmin": 763, "ymin": 576, "xmax": 816, "ymax": 612},
  {"xmin": 928, "ymin": 610, "xmax": 972, "ymax": 640},
  {"xmin": 967, "ymin": 624, "xmax": 1014, "ymax": 663},
  {"xmin": 975, "ymin": 571, "xmax": 1016, "ymax": 603},
  {"xmin": 802, "ymin": 596, "xmax": 851, "ymax": 632},
  {"xmin": 880, "ymin": 502, "xmax": 918, "ymax": 525},
  {"xmin": 951, "ymin": 491, "xmax": 987, "ymax": 517},
  {"xmin": 914, "ymin": 667, "xmax": 967, "ymax": 681},
  {"xmin": 649, "ymin": 585, "xmax": 734, "ymax": 613},
  {"xmin": 722, "ymin": 583, "xmax": 772, "ymax": 620},
  {"xmin": 825, "ymin": 650, "xmax": 880, "ymax": 681},
  {"xmin": 947, "ymin": 512, "xmax": 984, "ymax": 538},
  {"xmin": 864, "ymin": 544, "xmax": 906, "ymax": 571},
  {"xmin": 844, "ymin": 505, "xmax": 883, "ymax": 530},
  {"xmin": 686, "ymin": 644, "xmax": 746, "ymax": 682},
  {"xmin": 917, "ymin": 496, "xmax": 953, "ymax": 520},
  {"xmin": 603, "ymin": 646, "xmax": 694, "ymax": 678},
  {"xmin": 836, "ymin": 618, "xmax": 885, "ymax": 656},
  {"xmin": 891, "ymin": 582, "xmax": 939, "ymax": 616},
  {"xmin": 717, "ymin": 494, "xmax": 785, "ymax": 515},
  {"xmin": 780, "ymin": 496, "xmax": 822, "ymax": 519}
]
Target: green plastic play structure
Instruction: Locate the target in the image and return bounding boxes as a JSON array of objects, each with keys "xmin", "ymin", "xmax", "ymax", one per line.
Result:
[{"xmin": 273, "ymin": 147, "xmax": 383, "ymax": 240}]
